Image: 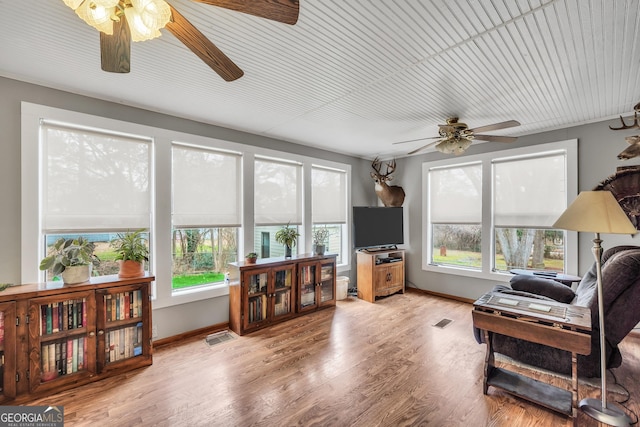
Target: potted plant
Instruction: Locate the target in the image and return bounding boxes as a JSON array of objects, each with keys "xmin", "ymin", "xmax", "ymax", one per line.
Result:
[
  {"xmin": 110, "ymin": 229, "xmax": 149, "ymax": 278},
  {"xmin": 275, "ymin": 223, "xmax": 300, "ymax": 258},
  {"xmin": 39, "ymin": 237, "xmax": 100, "ymax": 284},
  {"xmin": 312, "ymin": 227, "xmax": 330, "ymax": 256},
  {"xmin": 245, "ymin": 252, "xmax": 258, "ymax": 264}
]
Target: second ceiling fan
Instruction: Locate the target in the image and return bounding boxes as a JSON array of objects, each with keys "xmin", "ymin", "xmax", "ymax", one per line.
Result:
[{"xmin": 395, "ymin": 117, "xmax": 521, "ymax": 155}]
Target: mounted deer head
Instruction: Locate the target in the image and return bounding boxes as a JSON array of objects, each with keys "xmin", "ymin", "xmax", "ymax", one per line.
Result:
[{"xmin": 371, "ymin": 157, "xmax": 405, "ymax": 207}]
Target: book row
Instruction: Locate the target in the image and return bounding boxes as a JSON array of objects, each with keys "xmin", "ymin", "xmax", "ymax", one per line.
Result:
[
  {"xmin": 105, "ymin": 290, "xmax": 143, "ymax": 322},
  {"xmin": 40, "ymin": 299, "xmax": 87, "ymax": 335},
  {"xmin": 273, "ymin": 290, "xmax": 291, "ymax": 316},
  {"xmin": 105, "ymin": 323, "xmax": 143, "ymax": 363},
  {"xmin": 41, "ymin": 337, "xmax": 86, "ymax": 382},
  {"xmin": 248, "ymin": 295, "xmax": 267, "ymax": 323}
]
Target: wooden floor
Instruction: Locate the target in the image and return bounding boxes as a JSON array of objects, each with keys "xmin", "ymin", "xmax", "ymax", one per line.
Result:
[{"xmin": 24, "ymin": 290, "xmax": 640, "ymax": 426}]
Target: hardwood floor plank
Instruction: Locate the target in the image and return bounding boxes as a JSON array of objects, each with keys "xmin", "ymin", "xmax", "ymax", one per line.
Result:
[{"xmin": 21, "ymin": 291, "xmax": 640, "ymax": 426}]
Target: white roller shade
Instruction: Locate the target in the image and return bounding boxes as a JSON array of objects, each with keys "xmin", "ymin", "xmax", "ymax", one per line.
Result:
[
  {"xmin": 172, "ymin": 145, "xmax": 241, "ymax": 227},
  {"xmin": 312, "ymin": 166, "xmax": 346, "ymax": 224},
  {"xmin": 42, "ymin": 123, "xmax": 151, "ymax": 231},
  {"xmin": 254, "ymin": 158, "xmax": 302, "ymax": 226},
  {"xmin": 494, "ymin": 152, "xmax": 566, "ymax": 227},
  {"xmin": 429, "ymin": 163, "xmax": 482, "ymax": 224}
]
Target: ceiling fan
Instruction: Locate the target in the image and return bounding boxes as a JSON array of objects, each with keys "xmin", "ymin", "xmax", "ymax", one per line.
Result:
[
  {"xmin": 394, "ymin": 117, "xmax": 521, "ymax": 155},
  {"xmin": 62, "ymin": 0, "xmax": 300, "ymax": 81}
]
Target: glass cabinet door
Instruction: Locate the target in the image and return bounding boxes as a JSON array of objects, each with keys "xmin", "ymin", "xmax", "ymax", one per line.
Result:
[
  {"xmin": 272, "ymin": 265, "xmax": 294, "ymax": 319},
  {"xmin": 319, "ymin": 261, "xmax": 335, "ymax": 305},
  {"xmin": 0, "ymin": 302, "xmax": 15, "ymax": 401},
  {"xmin": 298, "ymin": 263, "xmax": 317, "ymax": 311},
  {"xmin": 243, "ymin": 269, "xmax": 269, "ymax": 330}
]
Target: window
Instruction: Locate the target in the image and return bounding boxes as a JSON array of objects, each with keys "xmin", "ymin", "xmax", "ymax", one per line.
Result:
[
  {"xmin": 423, "ymin": 140, "xmax": 578, "ymax": 279},
  {"xmin": 312, "ymin": 166, "xmax": 347, "ymax": 264},
  {"xmin": 171, "ymin": 144, "xmax": 240, "ymax": 291},
  {"xmin": 493, "ymin": 152, "xmax": 567, "ymax": 272},
  {"xmin": 429, "ymin": 163, "xmax": 482, "ymax": 269},
  {"xmin": 254, "ymin": 158, "xmax": 302, "ymax": 258},
  {"xmin": 40, "ymin": 122, "xmax": 151, "ymax": 281}
]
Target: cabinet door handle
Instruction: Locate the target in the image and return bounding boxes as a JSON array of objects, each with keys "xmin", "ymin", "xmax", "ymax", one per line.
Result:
[
  {"xmin": 98, "ymin": 330, "xmax": 104, "ymax": 336},
  {"xmin": 88, "ymin": 331, "xmax": 96, "ymax": 337}
]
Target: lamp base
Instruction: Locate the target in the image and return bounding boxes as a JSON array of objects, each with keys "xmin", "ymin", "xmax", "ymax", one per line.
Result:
[{"xmin": 579, "ymin": 398, "xmax": 631, "ymax": 426}]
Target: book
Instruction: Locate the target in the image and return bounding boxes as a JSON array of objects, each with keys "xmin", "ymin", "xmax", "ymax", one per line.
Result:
[
  {"xmin": 45, "ymin": 304, "xmax": 52, "ymax": 334},
  {"xmin": 52, "ymin": 302, "xmax": 59, "ymax": 333},
  {"xmin": 72, "ymin": 338, "xmax": 78, "ymax": 373},
  {"xmin": 77, "ymin": 337, "xmax": 84, "ymax": 370},
  {"xmin": 66, "ymin": 340, "xmax": 73, "ymax": 374}
]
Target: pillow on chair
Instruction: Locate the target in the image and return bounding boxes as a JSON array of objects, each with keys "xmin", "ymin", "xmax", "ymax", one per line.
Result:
[{"xmin": 510, "ymin": 275, "xmax": 576, "ymax": 303}]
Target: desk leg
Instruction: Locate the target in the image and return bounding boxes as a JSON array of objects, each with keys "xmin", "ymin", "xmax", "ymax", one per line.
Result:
[
  {"xmin": 571, "ymin": 351, "xmax": 578, "ymax": 426},
  {"xmin": 483, "ymin": 330, "xmax": 494, "ymax": 395}
]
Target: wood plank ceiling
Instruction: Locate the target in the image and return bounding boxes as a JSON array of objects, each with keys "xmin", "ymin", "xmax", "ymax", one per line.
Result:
[{"xmin": 1, "ymin": 0, "xmax": 639, "ymax": 158}]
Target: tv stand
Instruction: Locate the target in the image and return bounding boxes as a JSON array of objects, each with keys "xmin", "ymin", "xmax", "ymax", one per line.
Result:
[{"xmin": 356, "ymin": 249, "xmax": 405, "ymax": 303}]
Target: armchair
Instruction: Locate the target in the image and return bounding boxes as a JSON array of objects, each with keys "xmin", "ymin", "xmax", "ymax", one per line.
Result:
[{"xmin": 475, "ymin": 245, "xmax": 640, "ymax": 378}]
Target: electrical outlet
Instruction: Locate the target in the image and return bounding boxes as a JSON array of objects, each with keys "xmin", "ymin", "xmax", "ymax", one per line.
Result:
[{"xmin": 152, "ymin": 324, "xmax": 158, "ymax": 338}]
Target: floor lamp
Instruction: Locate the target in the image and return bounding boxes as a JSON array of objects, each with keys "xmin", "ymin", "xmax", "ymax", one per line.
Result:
[{"xmin": 553, "ymin": 190, "xmax": 636, "ymax": 426}]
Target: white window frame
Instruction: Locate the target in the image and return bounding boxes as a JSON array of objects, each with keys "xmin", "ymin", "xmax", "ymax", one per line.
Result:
[
  {"xmin": 22, "ymin": 103, "xmax": 352, "ymax": 310},
  {"xmin": 421, "ymin": 140, "xmax": 578, "ymax": 281}
]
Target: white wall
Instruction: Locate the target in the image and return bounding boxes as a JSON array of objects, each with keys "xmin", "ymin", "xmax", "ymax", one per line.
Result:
[
  {"xmin": 396, "ymin": 121, "xmax": 640, "ymax": 301},
  {"xmin": 0, "ymin": 76, "xmax": 367, "ymax": 339}
]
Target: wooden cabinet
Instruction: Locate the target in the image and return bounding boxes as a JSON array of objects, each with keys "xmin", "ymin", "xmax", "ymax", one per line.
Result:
[
  {"xmin": 0, "ymin": 275, "xmax": 153, "ymax": 400},
  {"xmin": 229, "ymin": 254, "xmax": 336, "ymax": 335},
  {"xmin": 357, "ymin": 249, "xmax": 405, "ymax": 303},
  {"xmin": 298, "ymin": 258, "xmax": 336, "ymax": 313},
  {"xmin": 0, "ymin": 302, "xmax": 16, "ymax": 402}
]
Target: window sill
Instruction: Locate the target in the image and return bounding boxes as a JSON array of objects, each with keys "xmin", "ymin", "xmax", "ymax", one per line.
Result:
[
  {"xmin": 153, "ymin": 282, "xmax": 230, "ymax": 309},
  {"xmin": 422, "ymin": 263, "xmax": 513, "ymax": 283}
]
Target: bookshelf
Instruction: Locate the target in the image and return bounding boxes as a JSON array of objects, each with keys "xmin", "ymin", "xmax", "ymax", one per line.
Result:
[
  {"xmin": 0, "ymin": 275, "xmax": 154, "ymax": 400},
  {"xmin": 297, "ymin": 258, "xmax": 336, "ymax": 313},
  {"xmin": 228, "ymin": 254, "xmax": 336, "ymax": 335}
]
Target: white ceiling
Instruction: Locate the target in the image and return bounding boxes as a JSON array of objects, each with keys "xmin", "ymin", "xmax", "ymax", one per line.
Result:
[{"xmin": 1, "ymin": 0, "xmax": 639, "ymax": 159}]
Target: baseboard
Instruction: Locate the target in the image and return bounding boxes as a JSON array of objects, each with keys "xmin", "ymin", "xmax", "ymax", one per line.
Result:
[
  {"xmin": 153, "ymin": 321, "xmax": 229, "ymax": 348},
  {"xmin": 406, "ymin": 286, "xmax": 475, "ymax": 304}
]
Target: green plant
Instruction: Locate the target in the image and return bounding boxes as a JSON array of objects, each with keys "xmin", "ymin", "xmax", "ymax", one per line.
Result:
[
  {"xmin": 312, "ymin": 227, "xmax": 330, "ymax": 245},
  {"xmin": 245, "ymin": 252, "xmax": 258, "ymax": 259},
  {"xmin": 39, "ymin": 237, "xmax": 100, "ymax": 275},
  {"xmin": 110, "ymin": 229, "xmax": 149, "ymax": 263},
  {"xmin": 275, "ymin": 223, "xmax": 300, "ymax": 248}
]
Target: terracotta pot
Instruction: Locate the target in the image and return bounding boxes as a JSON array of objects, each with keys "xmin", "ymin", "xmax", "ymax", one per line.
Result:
[
  {"xmin": 118, "ymin": 260, "xmax": 144, "ymax": 279},
  {"xmin": 245, "ymin": 257, "xmax": 257, "ymax": 264}
]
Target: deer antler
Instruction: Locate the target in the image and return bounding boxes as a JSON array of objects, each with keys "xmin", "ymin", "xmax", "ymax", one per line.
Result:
[
  {"xmin": 371, "ymin": 157, "xmax": 382, "ymax": 174},
  {"xmin": 610, "ymin": 110, "xmax": 640, "ymax": 130},
  {"xmin": 384, "ymin": 159, "xmax": 396, "ymax": 176}
]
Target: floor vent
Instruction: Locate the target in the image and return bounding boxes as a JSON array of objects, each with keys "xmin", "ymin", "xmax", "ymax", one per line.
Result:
[
  {"xmin": 205, "ymin": 330, "xmax": 235, "ymax": 347},
  {"xmin": 433, "ymin": 318, "xmax": 453, "ymax": 329}
]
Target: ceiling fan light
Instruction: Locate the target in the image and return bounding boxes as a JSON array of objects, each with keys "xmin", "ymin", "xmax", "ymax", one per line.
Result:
[
  {"xmin": 92, "ymin": 0, "xmax": 119, "ymax": 7},
  {"xmin": 63, "ymin": 0, "xmax": 85, "ymax": 9},
  {"xmin": 124, "ymin": 7, "xmax": 161, "ymax": 41},
  {"xmin": 131, "ymin": 0, "xmax": 171, "ymax": 31},
  {"xmin": 75, "ymin": 1, "xmax": 115, "ymax": 35}
]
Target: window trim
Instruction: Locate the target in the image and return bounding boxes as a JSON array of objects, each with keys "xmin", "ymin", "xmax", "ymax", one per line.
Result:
[
  {"xmin": 22, "ymin": 102, "xmax": 352, "ymax": 310},
  {"xmin": 421, "ymin": 140, "xmax": 578, "ymax": 282}
]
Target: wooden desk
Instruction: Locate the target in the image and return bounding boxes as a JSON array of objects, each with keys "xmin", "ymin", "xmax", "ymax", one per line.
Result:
[{"xmin": 472, "ymin": 291, "xmax": 591, "ymax": 424}]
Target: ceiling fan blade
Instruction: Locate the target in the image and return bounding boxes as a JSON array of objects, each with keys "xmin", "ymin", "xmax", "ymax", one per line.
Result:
[
  {"xmin": 392, "ymin": 136, "xmax": 441, "ymax": 145},
  {"xmin": 409, "ymin": 140, "xmax": 440, "ymax": 155},
  {"xmin": 165, "ymin": 5, "xmax": 244, "ymax": 81},
  {"xmin": 100, "ymin": 16, "xmax": 131, "ymax": 73},
  {"xmin": 469, "ymin": 120, "xmax": 521, "ymax": 134},
  {"xmin": 473, "ymin": 135, "xmax": 518, "ymax": 143},
  {"xmin": 194, "ymin": 0, "xmax": 299, "ymax": 25}
]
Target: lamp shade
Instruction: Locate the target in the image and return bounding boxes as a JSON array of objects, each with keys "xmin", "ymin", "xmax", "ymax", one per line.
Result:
[{"xmin": 552, "ymin": 190, "xmax": 637, "ymax": 234}]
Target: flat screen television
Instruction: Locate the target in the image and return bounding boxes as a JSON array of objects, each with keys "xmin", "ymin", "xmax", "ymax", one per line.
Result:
[{"xmin": 353, "ymin": 206, "xmax": 404, "ymax": 249}]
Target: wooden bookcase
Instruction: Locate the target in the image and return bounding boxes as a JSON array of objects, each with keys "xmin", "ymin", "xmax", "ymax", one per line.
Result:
[
  {"xmin": 356, "ymin": 249, "xmax": 405, "ymax": 303},
  {"xmin": 0, "ymin": 275, "xmax": 153, "ymax": 401},
  {"xmin": 228, "ymin": 254, "xmax": 336, "ymax": 335}
]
